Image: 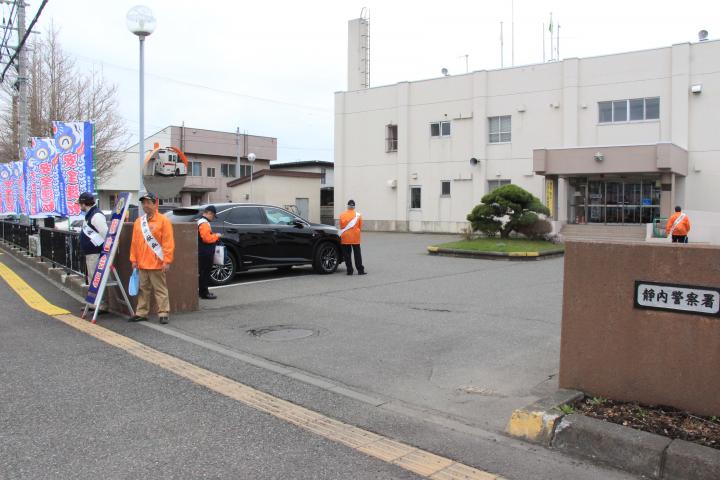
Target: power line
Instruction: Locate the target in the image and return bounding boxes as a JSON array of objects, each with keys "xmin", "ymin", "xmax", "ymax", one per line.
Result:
[
  {"xmin": 0, "ymin": 0, "xmax": 47, "ymax": 83},
  {"xmin": 72, "ymin": 53, "xmax": 333, "ymax": 114}
]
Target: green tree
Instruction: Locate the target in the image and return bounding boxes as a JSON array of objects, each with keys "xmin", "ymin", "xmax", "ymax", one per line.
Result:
[{"xmin": 467, "ymin": 184, "xmax": 550, "ymax": 239}]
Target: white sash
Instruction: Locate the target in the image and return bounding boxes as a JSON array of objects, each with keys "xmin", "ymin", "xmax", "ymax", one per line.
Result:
[
  {"xmin": 340, "ymin": 212, "xmax": 360, "ymax": 236},
  {"xmin": 141, "ymin": 214, "xmax": 164, "ymax": 261},
  {"xmin": 197, "ymin": 218, "xmax": 209, "ymax": 227},
  {"xmin": 669, "ymin": 213, "xmax": 686, "ymax": 236},
  {"xmin": 82, "ymin": 214, "xmax": 105, "ymax": 246}
]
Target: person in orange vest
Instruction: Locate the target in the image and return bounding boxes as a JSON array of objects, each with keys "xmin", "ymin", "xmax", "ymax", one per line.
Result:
[
  {"xmin": 128, "ymin": 192, "xmax": 175, "ymax": 324},
  {"xmin": 197, "ymin": 205, "xmax": 221, "ymax": 300},
  {"xmin": 665, "ymin": 206, "xmax": 690, "ymax": 243},
  {"xmin": 339, "ymin": 199, "xmax": 366, "ymax": 275}
]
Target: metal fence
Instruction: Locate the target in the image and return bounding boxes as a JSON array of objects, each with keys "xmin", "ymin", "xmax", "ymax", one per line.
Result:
[
  {"xmin": 0, "ymin": 221, "xmax": 37, "ymax": 251},
  {"xmin": 0, "ymin": 221, "xmax": 84, "ymax": 276},
  {"xmin": 38, "ymin": 228, "xmax": 84, "ymax": 275}
]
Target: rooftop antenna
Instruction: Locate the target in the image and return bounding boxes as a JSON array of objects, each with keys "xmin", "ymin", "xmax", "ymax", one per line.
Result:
[
  {"xmin": 458, "ymin": 54, "xmax": 469, "ymax": 73},
  {"xmin": 548, "ymin": 13, "xmax": 554, "ymax": 61},
  {"xmin": 699, "ymin": 29, "xmax": 709, "ymax": 41},
  {"xmin": 511, "ymin": 0, "xmax": 514, "ymax": 66},
  {"xmin": 542, "ymin": 22, "xmax": 546, "ymax": 62},
  {"xmin": 500, "ymin": 21, "xmax": 504, "ymax": 67},
  {"xmin": 441, "ymin": 67, "xmax": 449, "ymax": 76}
]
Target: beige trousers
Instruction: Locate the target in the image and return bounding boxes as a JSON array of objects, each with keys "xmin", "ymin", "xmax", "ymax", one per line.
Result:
[
  {"xmin": 135, "ymin": 269, "xmax": 170, "ymax": 318},
  {"xmin": 85, "ymin": 253, "xmax": 107, "ymax": 309}
]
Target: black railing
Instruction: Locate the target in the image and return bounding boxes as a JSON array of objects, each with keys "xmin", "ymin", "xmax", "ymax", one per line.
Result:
[
  {"xmin": 38, "ymin": 227, "xmax": 84, "ymax": 276},
  {"xmin": 0, "ymin": 221, "xmax": 37, "ymax": 251}
]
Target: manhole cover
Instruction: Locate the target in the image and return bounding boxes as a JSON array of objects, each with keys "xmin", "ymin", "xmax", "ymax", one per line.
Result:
[{"xmin": 247, "ymin": 326, "xmax": 318, "ymax": 341}]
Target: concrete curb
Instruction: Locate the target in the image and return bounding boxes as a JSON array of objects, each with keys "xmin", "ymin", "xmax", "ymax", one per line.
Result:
[
  {"xmin": 427, "ymin": 246, "xmax": 564, "ymax": 260},
  {"xmin": 506, "ymin": 391, "xmax": 720, "ymax": 479}
]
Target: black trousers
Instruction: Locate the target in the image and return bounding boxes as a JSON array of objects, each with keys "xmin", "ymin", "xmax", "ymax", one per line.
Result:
[
  {"xmin": 198, "ymin": 254, "xmax": 214, "ymax": 296},
  {"xmin": 342, "ymin": 244, "xmax": 364, "ymax": 273},
  {"xmin": 671, "ymin": 235, "xmax": 688, "ymax": 243}
]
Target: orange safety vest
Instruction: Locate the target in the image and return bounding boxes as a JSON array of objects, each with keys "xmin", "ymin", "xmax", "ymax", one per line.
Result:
[
  {"xmin": 130, "ymin": 212, "xmax": 175, "ymax": 270},
  {"xmin": 339, "ymin": 209, "xmax": 362, "ymax": 245},
  {"xmin": 666, "ymin": 212, "xmax": 690, "ymax": 236}
]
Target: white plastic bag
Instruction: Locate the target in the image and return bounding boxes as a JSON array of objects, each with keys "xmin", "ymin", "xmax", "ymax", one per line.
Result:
[{"xmin": 213, "ymin": 245, "xmax": 226, "ymax": 266}]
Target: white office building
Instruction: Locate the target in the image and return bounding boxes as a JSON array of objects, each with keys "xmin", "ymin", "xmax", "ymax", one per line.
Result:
[{"xmin": 335, "ymin": 24, "xmax": 720, "ymax": 238}]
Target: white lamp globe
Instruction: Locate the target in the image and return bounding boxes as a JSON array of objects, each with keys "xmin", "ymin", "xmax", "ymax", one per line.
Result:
[
  {"xmin": 248, "ymin": 153, "xmax": 256, "ymax": 163},
  {"xmin": 127, "ymin": 5, "xmax": 157, "ymax": 37}
]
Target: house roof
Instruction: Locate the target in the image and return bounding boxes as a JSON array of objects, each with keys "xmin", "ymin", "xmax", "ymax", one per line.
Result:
[
  {"xmin": 226, "ymin": 169, "xmax": 322, "ymax": 188},
  {"xmin": 270, "ymin": 160, "xmax": 334, "ymax": 169}
]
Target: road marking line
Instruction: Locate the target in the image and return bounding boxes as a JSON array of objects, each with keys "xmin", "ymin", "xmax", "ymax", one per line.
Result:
[
  {"xmin": 0, "ymin": 262, "xmax": 506, "ymax": 480},
  {"xmin": 209, "ymin": 276, "xmax": 290, "ymax": 289}
]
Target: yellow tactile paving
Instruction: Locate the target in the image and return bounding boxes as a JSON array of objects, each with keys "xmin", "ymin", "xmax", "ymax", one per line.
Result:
[
  {"xmin": 0, "ymin": 262, "xmax": 70, "ymax": 316},
  {"xmin": 0, "ymin": 261, "xmax": 507, "ymax": 480}
]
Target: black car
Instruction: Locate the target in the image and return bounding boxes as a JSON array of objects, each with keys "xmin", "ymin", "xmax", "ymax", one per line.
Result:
[{"xmin": 166, "ymin": 203, "xmax": 342, "ymax": 285}]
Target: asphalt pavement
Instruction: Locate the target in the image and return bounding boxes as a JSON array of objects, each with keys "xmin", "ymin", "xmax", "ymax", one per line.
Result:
[{"xmin": 0, "ymin": 238, "xmax": 640, "ymax": 480}]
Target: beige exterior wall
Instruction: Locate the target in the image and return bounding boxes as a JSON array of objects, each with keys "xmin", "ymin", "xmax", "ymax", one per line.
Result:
[
  {"xmin": 229, "ymin": 175, "xmax": 321, "ymax": 223},
  {"xmin": 335, "ymin": 39, "xmax": 720, "ymax": 232},
  {"xmin": 99, "ymin": 126, "xmax": 277, "ymax": 208}
]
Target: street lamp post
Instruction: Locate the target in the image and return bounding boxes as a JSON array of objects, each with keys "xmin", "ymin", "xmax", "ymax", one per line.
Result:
[
  {"xmin": 247, "ymin": 153, "xmax": 256, "ymax": 201},
  {"xmin": 126, "ymin": 6, "xmax": 157, "ymax": 197}
]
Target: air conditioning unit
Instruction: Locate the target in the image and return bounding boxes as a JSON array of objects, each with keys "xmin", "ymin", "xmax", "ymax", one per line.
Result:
[
  {"xmin": 28, "ymin": 234, "xmax": 41, "ymax": 257},
  {"xmin": 387, "ymin": 179, "xmax": 397, "ymax": 188}
]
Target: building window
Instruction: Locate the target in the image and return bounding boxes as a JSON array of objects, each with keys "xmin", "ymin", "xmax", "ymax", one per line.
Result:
[
  {"xmin": 386, "ymin": 124, "xmax": 398, "ymax": 152},
  {"xmin": 221, "ymin": 163, "xmax": 237, "ymax": 178},
  {"xmin": 430, "ymin": 121, "xmax": 451, "ymax": 137},
  {"xmin": 410, "ymin": 186, "xmax": 422, "ymax": 209},
  {"xmin": 441, "ymin": 180, "xmax": 451, "ymax": 196},
  {"xmin": 239, "ymin": 165, "xmax": 252, "ymax": 177},
  {"xmin": 488, "ymin": 179, "xmax": 511, "ymax": 192},
  {"xmin": 189, "ymin": 161, "xmax": 202, "ymax": 176},
  {"xmin": 489, "ymin": 116, "xmax": 511, "ymax": 143},
  {"xmin": 320, "ymin": 168, "xmax": 327, "ymax": 185},
  {"xmin": 598, "ymin": 97, "xmax": 660, "ymax": 123},
  {"xmin": 207, "ymin": 167, "xmax": 216, "ymax": 178}
]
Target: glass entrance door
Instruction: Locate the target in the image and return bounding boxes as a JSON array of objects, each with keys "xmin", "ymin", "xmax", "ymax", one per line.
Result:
[{"xmin": 567, "ymin": 177, "xmax": 661, "ymax": 225}]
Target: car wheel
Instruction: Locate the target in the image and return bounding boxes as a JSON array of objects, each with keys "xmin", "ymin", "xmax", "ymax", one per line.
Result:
[
  {"xmin": 313, "ymin": 242, "xmax": 339, "ymax": 274},
  {"xmin": 210, "ymin": 252, "xmax": 237, "ymax": 286}
]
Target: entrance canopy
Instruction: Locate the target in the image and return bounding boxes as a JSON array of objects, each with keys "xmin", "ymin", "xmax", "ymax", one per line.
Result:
[{"xmin": 533, "ymin": 143, "xmax": 688, "ymax": 177}]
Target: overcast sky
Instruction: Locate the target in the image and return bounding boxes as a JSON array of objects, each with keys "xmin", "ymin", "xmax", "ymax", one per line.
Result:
[{"xmin": 17, "ymin": 0, "xmax": 720, "ymax": 162}]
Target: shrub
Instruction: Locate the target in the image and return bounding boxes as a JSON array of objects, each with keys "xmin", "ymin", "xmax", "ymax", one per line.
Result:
[{"xmin": 466, "ymin": 184, "xmax": 550, "ymax": 239}]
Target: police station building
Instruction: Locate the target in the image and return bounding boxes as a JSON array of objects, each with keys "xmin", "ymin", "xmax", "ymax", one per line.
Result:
[{"xmin": 334, "ymin": 34, "xmax": 720, "ymax": 237}]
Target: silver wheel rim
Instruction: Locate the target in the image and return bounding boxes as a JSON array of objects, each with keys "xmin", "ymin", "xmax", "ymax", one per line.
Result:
[
  {"xmin": 211, "ymin": 257, "xmax": 233, "ymax": 283},
  {"xmin": 320, "ymin": 246, "xmax": 337, "ymax": 271}
]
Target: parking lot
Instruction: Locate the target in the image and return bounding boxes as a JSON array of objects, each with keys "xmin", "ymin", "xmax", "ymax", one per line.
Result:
[{"xmin": 170, "ymin": 231, "xmax": 565, "ymax": 432}]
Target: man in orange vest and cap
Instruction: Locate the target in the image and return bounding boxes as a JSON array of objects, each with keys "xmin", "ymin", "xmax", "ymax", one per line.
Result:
[
  {"xmin": 339, "ymin": 199, "xmax": 366, "ymax": 275},
  {"xmin": 665, "ymin": 206, "xmax": 691, "ymax": 243}
]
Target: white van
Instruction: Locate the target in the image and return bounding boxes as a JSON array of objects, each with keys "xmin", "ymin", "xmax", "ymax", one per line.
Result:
[{"xmin": 153, "ymin": 149, "xmax": 187, "ymax": 177}]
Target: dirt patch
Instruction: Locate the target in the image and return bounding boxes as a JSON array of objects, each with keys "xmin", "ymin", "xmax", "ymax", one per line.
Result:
[{"xmin": 571, "ymin": 397, "xmax": 720, "ymax": 450}]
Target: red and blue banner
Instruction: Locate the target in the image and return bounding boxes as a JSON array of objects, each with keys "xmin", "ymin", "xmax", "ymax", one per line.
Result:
[
  {"xmin": 53, "ymin": 121, "xmax": 94, "ymax": 217},
  {"xmin": 0, "ymin": 161, "xmax": 25, "ymax": 214},
  {"xmin": 23, "ymin": 137, "xmax": 64, "ymax": 217},
  {"xmin": 85, "ymin": 192, "xmax": 131, "ymax": 307},
  {"xmin": 0, "ymin": 121, "xmax": 95, "ymax": 217}
]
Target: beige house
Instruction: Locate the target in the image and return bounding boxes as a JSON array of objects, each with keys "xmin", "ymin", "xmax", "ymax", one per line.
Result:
[
  {"xmin": 227, "ymin": 170, "xmax": 323, "ymax": 223},
  {"xmin": 99, "ymin": 125, "xmax": 276, "ymax": 208},
  {"xmin": 270, "ymin": 160, "xmax": 334, "ymax": 224},
  {"xmin": 335, "ymin": 29, "xmax": 720, "ymax": 233}
]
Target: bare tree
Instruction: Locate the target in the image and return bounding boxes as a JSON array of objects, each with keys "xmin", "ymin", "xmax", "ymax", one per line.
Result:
[{"xmin": 0, "ymin": 27, "xmax": 128, "ymax": 183}]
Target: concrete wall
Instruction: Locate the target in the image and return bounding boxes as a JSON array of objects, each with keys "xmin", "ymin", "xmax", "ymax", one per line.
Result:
[
  {"xmin": 559, "ymin": 241, "xmax": 720, "ymax": 416},
  {"xmin": 106, "ymin": 223, "xmax": 198, "ymax": 314},
  {"xmin": 335, "ymin": 39, "xmax": 720, "ymax": 232}
]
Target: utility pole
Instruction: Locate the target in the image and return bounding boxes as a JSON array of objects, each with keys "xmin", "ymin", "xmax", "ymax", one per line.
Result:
[{"xmin": 16, "ymin": 0, "xmax": 28, "ymax": 161}]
